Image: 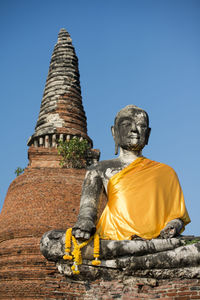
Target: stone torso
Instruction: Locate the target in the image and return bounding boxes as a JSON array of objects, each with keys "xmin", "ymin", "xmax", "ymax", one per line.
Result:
[{"xmin": 88, "ymin": 156, "xmax": 140, "ymax": 193}]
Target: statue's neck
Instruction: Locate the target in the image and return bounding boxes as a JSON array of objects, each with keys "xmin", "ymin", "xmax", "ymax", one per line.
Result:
[{"xmin": 118, "ymin": 147, "xmax": 143, "ymax": 165}]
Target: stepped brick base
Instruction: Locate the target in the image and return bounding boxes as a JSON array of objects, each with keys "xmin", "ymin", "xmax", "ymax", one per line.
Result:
[{"xmin": 0, "ymin": 237, "xmax": 200, "ymax": 300}]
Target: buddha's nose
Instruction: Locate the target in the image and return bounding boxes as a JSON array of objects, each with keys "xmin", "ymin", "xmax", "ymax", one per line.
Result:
[{"xmin": 130, "ymin": 122, "xmax": 137, "ymax": 132}]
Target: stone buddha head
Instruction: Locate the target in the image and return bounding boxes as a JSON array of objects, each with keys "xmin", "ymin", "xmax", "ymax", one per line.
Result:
[{"xmin": 111, "ymin": 105, "xmax": 151, "ymax": 155}]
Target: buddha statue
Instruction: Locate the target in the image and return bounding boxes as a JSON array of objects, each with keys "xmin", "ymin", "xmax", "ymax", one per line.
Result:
[
  {"xmin": 72, "ymin": 105, "xmax": 190, "ymax": 241},
  {"xmin": 41, "ymin": 105, "xmax": 196, "ymax": 277}
]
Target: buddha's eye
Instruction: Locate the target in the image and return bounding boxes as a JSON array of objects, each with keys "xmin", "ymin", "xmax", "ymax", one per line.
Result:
[
  {"xmin": 120, "ymin": 121, "xmax": 131, "ymax": 127},
  {"xmin": 137, "ymin": 123, "xmax": 147, "ymax": 129}
]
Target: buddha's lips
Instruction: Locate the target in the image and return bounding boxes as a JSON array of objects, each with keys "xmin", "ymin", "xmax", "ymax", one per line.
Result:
[{"xmin": 128, "ymin": 135, "xmax": 139, "ymax": 139}]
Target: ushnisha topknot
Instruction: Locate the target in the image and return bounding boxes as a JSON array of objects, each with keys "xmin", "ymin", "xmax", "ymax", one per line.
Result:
[{"xmin": 114, "ymin": 105, "xmax": 149, "ymax": 128}]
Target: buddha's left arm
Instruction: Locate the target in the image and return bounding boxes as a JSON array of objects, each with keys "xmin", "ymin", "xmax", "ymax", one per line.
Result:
[{"xmin": 160, "ymin": 219, "xmax": 184, "ymax": 239}]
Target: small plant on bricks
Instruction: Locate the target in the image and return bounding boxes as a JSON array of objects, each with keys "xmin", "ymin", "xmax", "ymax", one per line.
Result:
[
  {"xmin": 58, "ymin": 137, "xmax": 89, "ymax": 168},
  {"xmin": 15, "ymin": 167, "xmax": 24, "ymax": 177}
]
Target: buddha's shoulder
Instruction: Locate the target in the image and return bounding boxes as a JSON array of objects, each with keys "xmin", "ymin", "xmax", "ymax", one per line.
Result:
[
  {"xmin": 87, "ymin": 158, "xmax": 123, "ymax": 173},
  {"xmin": 145, "ymin": 158, "xmax": 177, "ymax": 175}
]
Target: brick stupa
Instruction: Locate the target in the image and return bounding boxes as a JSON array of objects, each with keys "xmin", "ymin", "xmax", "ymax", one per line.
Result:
[{"xmin": 0, "ymin": 29, "xmax": 99, "ymax": 298}]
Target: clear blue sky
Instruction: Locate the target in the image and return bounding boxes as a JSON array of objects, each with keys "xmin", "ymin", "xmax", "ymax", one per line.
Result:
[{"xmin": 1, "ymin": 0, "xmax": 199, "ymax": 236}]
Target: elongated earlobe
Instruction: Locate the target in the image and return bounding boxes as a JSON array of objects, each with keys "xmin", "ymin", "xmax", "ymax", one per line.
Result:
[
  {"xmin": 115, "ymin": 142, "xmax": 119, "ymax": 155},
  {"xmin": 111, "ymin": 126, "xmax": 119, "ymax": 155},
  {"xmin": 145, "ymin": 128, "xmax": 151, "ymax": 145}
]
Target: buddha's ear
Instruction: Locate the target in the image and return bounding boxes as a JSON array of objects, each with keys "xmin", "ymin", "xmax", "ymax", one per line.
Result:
[
  {"xmin": 111, "ymin": 126, "xmax": 119, "ymax": 155},
  {"xmin": 145, "ymin": 127, "xmax": 151, "ymax": 145},
  {"xmin": 111, "ymin": 126, "xmax": 115, "ymax": 139}
]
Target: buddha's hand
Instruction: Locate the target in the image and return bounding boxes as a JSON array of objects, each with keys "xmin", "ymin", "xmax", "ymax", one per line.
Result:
[
  {"xmin": 72, "ymin": 218, "xmax": 96, "ymax": 240},
  {"xmin": 159, "ymin": 219, "xmax": 184, "ymax": 239}
]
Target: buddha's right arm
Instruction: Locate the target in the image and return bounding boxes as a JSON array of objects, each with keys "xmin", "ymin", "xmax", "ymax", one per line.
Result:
[{"xmin": 72, "ymin": 169, "xmax": 103, "ymax": 240}]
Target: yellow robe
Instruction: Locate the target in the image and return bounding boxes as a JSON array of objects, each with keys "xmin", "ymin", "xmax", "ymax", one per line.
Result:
[{"xmin": 96, "ymin": 157, "xmax": 190, "ymax": 240}]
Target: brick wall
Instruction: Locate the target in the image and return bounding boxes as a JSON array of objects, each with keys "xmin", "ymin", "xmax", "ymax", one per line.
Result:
[{"xmin": 0, "ymin": 166, "xmax": 86, "ymax": 242}]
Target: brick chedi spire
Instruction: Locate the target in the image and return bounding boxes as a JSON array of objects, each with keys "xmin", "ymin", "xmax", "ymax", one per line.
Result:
[
  {"xmin": 0, "ymin": 29, "xmax": 101, "ymax": 298},
  {"xmin": 28, "ymin": 28, "xmax": 92, "ymax": 148},
  {"xmin": 27, "ymin": 28, "xmax": 99, "ymax": 168}
]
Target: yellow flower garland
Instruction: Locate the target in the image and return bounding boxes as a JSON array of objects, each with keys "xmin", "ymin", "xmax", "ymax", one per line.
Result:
[
  {"xmin": 63, "ymin": 228, "xmax": 101, "ymax": 274},
  {"xmin": 92, "ymin": 233, "xmax": 101, "ymax": 266},
  {"xmin": 63, "ymin": 228, "xmax": 73, "ymax": 260}
]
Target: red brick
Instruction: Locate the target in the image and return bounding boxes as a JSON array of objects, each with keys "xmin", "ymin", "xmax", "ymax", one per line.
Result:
[
  {"xmin": 174, "ymin": 297, "xmax": 191, "ymax": 300},
  {"xmin": 167, "ymin": 292, "xmax": 178, "ymax": 296},
  {"xmin": 178, "ymin": 291, "xmax": 194, "ymax": 296}
]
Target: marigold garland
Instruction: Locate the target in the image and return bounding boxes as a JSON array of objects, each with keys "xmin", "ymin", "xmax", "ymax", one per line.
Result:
[
  {"xmin": 63, "ymin": 228, "xmax": 73, "ymax": 260},
  {"xmin": 92, "ymin": 233, "xmax": 101, "ymax": 266},
  {"xmin": 63, "ymin": 228, "xmax": 101, "ymax": 274}
]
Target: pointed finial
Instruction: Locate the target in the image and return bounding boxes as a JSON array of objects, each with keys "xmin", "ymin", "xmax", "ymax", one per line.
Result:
[{"xmin": 58, "ymin": 28, "xmax": 72, "ymax": 43}]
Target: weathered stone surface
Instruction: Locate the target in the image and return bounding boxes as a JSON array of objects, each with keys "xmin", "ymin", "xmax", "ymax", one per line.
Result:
[
  {"xmin": 57, "ymin": 261, "xmax": 200, "ymax": 280},
  {"xmin": 40, "ymin": 229, "xmax": 185, "ymax": 261},
  {"xmin": 123, "ymin": 242, "xmax": 200, "ymax": 270},
  {"xmin": 40, "ymin": 229, "xmax": 200, "ymax": 280}
]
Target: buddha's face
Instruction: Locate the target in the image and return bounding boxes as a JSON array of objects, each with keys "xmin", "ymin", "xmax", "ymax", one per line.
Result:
[{"xmin": 115, "ymin": 109, "xmax": 150, "ymax": 151}]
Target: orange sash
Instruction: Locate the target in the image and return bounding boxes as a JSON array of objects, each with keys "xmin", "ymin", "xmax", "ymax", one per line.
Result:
[{"xmin": 96, "ymin": 157, "xmax": 190, "ymax": 240}]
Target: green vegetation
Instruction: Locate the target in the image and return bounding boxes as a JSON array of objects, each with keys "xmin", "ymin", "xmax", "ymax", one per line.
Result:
[
  {"xmin": 183, "ymin": 238, "xmax": 200, "ymax": 245},
  {"xmin": 58, "ymin": 137, "xmax": 89, "ymax": 169},
  {"xmin": 15, "ymin": 167, "xmax": 24, "ymax": 177}
]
